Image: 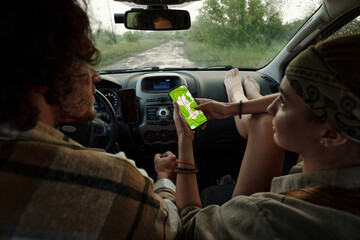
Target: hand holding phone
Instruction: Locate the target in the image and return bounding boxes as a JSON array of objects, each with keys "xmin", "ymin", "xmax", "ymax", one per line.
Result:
[{"xmin": 169, "ymin": 85, "xmax": 207, "ymax": 129}]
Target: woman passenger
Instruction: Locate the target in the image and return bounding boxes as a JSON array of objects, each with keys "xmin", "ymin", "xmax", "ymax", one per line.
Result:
[{"xmin": 173, "ymin": 35, "xmax": 360, "ymax": 239}]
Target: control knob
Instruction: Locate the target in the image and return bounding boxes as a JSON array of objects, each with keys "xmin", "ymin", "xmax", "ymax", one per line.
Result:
[{"xmin": 157, "ymin": 107, "xmax": 170, "ymax": 120}]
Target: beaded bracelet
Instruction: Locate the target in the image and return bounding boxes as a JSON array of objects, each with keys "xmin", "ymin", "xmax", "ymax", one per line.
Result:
[{"xmin": 175, "ymin": 167, "xmax": 198, "ymax": 174}]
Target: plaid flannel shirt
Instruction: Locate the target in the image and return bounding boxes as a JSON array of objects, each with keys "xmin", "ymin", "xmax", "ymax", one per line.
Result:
[{"xmin": 0, "ymin": 122, "xmax": 180, "ymax": 239}]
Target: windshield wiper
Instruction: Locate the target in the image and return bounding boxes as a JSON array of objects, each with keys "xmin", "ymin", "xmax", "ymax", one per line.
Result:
[
  {"xmin": 98, "ymin": 65, "xmax": 234, "ymax": 74},
  {"xmin": 98, "ymin": 67, "xmax": 160, "ymax": 74},
  {"xmin": 198, "ymin": 65, "xmax": 233, "ymax": 70},
  {"xmin": 160, "ymin": 65, "xmax": 233, "ymax": 71}
]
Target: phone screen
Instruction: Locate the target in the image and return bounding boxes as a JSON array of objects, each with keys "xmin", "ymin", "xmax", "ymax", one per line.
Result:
[{"xmin": 169, "ymin": 85, "xmax": 207, "ymax": 129}]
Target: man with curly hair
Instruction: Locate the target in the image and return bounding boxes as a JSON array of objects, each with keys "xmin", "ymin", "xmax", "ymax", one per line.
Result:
[{"xmin": 0, "ymin": 0, "xmax": 180, "ymax": 239}]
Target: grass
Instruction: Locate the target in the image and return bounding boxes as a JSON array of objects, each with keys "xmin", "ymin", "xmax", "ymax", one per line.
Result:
[
  {"xmin": 94, "ymin": 37, "xmax": 285, "ymax": 69},
  {"xmin": 95, "ymin": 39, "xmax": 165, "ymax": 68},
  {"xmin": 184, "ymin": 41, "xmax": 285, "ymax": 69}
]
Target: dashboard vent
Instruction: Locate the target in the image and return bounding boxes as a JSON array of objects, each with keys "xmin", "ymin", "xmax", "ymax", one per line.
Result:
[{"xmin": 261, "ymin": 75, "xmax": 274, "ymax": 83}]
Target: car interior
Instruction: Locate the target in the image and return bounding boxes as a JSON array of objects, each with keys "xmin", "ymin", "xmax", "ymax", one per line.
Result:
[{"xmin": 60, "ymin": 0, "xmax": 360, "ymax": 195}]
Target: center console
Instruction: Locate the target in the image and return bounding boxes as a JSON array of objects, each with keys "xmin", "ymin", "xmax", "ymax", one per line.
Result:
[{"xmin": 136, "ymin": 73, "xmax": 186, "ymax": 144}]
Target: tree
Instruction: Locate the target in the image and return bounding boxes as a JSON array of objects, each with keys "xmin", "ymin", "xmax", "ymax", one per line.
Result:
[
  {"xmin": 124, "ymin": 31, "xmax": 141, "ymax": 42},
  {"xmin": 331, "ymin": 17, "xmax": 360, "ymax": 38},
  {"xmin": 187, "ymin": 0, "xmax": 287, "ymax": 47},
  {"xmin": 95, "ymin": 30, "xmax": 119, "ymax": 45}
]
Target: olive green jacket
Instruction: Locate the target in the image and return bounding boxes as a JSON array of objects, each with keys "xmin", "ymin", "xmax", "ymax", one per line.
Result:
[{"xmin": 181, "ymin": 164, "xmax": 360, "ymax": 240}]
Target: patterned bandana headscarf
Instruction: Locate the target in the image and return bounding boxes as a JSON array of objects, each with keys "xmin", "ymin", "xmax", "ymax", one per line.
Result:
[{"xmin": 286, "ymin": 46, "xmax": 360, "ymax": 143}]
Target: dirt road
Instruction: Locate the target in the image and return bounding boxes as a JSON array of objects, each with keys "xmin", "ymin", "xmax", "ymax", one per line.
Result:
[{"xmin": 99, "ymin": 40, "xmax": 197, "ymax": 70}]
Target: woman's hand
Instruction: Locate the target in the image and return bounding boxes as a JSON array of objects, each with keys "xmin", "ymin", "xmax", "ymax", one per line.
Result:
[
  {"xmin": 195, "ymin": 98, "xmax": 236, "ymax": 120},
  {"xmin": 173, "ymin": 101, "xmax": 194, "ymax": 142},
  {"xmin": 173, "ymin": 102, "xmax": 201, "ymax": 212}
]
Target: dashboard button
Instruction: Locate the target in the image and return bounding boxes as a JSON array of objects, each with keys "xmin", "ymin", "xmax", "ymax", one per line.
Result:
[
  {"xmin": 159, "ymin": 121, "xmax": 170, "ymax": 126},
  {"xmin": 147, "ymin": 107, "xmax": 157, "ymax": 112},
  {"xmin": 144, "ymin": 131, "xmax": 157, "ymax": 143},
  {"xmin": 157, "ymin": 97, "xmax": 168, "ymax": 103},
  {"xmin": 159, "ymin": 130, "xmax": 171, "ymax": 142},
  {"xmin": 147, "ymin": 114, "xmax": 156, "ymax": 119}
]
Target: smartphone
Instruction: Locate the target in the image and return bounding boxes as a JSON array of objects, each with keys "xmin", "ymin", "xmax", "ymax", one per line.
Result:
[
  {"xmin": 168, "ymin": 85, "xmax": 207, "ymax": 129},
  {"xmin": 119, "ymin": 88, "xmax": 139, "ymax": 124}
]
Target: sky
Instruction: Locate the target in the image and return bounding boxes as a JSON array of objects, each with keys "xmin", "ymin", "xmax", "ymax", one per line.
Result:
[{"xmin": 88, "ymin": 0, "xmax": 322, "ymax": 34}]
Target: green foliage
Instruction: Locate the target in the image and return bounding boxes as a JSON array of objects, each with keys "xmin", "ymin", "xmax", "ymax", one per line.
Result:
[
  {"xmin": 93, "ymin": 27, "xmax": 193, "ymax": 68},
  {"xmin": 185, "ymin": 40, "xmax": 282, "ymax": 68},
  {"xmin": 187, "ymin": 0, "xmax": 286, "ymax": 47},
  {"xmin": 124, "ymin": 31, "xmax": 141, "ymax": 42},
  {"xmin": 94, "ymin": 39, "xmax": 163, "ymax": 68},
  {"xmin": 184, "ymin": 0, "xmax": 309, "ymax": 68},
  {"xmin": 94, "ymin": 30, "xmax": 119, "ymax": 45},
  {"xmin": 93, "ymin": 0, "xmax": 324, "ymax": 69},
  {"xmin": 93, "ymin": 30, "xmax": 182, "ymax": 68},
  {"xmin": 331, "ymin": 17, "xmax": 360, "ymax": 38}
]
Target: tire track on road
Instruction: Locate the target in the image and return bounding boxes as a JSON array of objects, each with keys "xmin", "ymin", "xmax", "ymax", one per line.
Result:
[{"xmin": 99, "ymin": 40, "xmax": 197, "ymax": 70}]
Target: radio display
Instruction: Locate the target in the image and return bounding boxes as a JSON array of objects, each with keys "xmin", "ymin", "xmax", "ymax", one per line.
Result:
[
  {"xmin": 153, "ymin": 79, "xmax": 171, "ymax": 90},
  {"xmin": 141, "ymin": 76, "xmax": 182, "ymax": 92}
]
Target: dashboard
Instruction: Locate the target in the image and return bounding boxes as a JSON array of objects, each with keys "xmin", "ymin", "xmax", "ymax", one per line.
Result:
[
  {"xmin": 95, "ymin": 69, "xmax": 280, "ymax": 188},
  {"xmin": 96, "ymin": 70, "xmax": 279, "ymax": 147}
]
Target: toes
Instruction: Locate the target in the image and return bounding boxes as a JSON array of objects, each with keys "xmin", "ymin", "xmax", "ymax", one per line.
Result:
[
  {"xmin": 233, "ymin": 68, "xmax": 239, "ymax": 76},
  {"xmin": 245, "ymin": 75, "xmax": 259, "ymax": 87},
  {"xmin": 228, "ymin": 69, "xmax": 235, "ymax": 77},
  {"xmin": 226, "ymin": 68, "xmax": 241, "ymax": 80}
]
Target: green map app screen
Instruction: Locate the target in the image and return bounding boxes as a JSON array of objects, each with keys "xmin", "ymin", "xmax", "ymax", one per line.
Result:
[{"xmin": 169, "ymin": 85, "xmax": 207, "ymax": 129}]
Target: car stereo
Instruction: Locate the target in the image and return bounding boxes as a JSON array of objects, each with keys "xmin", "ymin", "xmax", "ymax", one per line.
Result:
[{"xmin": 136, "ymin": 73, "xmax": 185, "ymax": 144}]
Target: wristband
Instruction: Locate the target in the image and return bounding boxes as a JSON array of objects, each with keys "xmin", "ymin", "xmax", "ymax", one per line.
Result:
[
  {"xmin": 177, "ymin": 161, "xmax": 197, "ymax": 167},
  {"xmin": 239, "ymin": 100, "xmax": 243, "ymax": 119}
]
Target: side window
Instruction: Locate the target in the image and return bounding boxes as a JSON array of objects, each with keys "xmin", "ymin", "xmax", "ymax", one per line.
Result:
[{"xmin": 330, "ymin": 16, "xmax": 360, "ymax": 39}]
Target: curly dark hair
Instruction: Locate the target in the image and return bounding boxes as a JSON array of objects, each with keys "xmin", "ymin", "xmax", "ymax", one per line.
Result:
[{"xmin": 0, "ymin": 0, "xmax": 100, "ymax": 130}]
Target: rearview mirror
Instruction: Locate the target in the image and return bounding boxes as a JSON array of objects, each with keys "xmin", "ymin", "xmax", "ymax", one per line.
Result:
[{"xmin": 125, "ymin": 9, "xmax": 191, "ymax": 30}]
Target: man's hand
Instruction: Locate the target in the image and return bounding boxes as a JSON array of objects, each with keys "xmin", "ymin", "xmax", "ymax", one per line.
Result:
[{"xmin": 154, "ymin": 151, "xmax": 177, "ymax": 180}]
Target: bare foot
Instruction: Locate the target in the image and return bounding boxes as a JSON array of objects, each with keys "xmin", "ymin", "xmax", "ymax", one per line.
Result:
[
  {"xmin": 224, "ymin": 71, "xmax": 261, "ymax": 140},
  {"xmin": 243, "ymin": 75, "xmax": 262, "ymax": 99},
  {"xmin": 224, "ymin": 68, "xmax": 246, "ymax": 102}
]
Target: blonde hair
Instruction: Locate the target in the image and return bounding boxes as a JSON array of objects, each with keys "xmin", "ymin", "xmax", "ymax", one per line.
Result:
[{"xmin": 282, "ymin": 186, "xmax": 360, "ymax": 216}]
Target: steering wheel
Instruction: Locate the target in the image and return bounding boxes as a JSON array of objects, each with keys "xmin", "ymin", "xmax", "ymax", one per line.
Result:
[{"xmin": 59, "ymin": 90, "xmax": 118, "ymax": 152}]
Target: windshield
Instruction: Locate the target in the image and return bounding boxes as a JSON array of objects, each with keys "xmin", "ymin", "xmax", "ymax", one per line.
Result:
[{"xmin": 89, "ymin": 0, "xmax": 322, "ymax": 71}]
